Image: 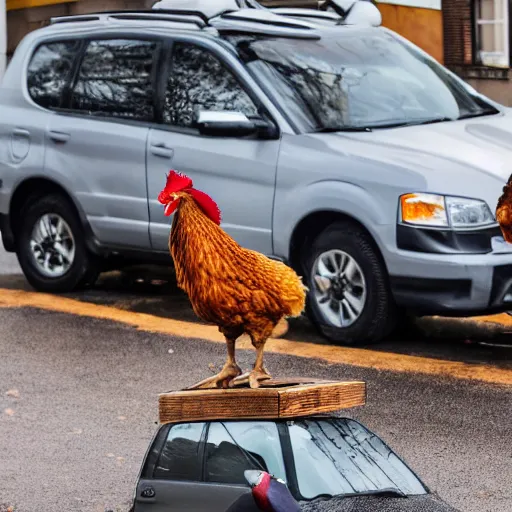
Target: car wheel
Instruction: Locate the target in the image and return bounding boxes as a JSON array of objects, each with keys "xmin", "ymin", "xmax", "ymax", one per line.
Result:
[
  {"xmin": 15, "ymin": 194, "xmax": 99, "ymax": 293},
  {"xmin": 303, "ymin": 220, "xmax": 397, "ymax": 345}
]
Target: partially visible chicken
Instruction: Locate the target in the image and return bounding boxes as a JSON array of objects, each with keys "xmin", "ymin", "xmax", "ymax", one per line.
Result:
[
  {"xmin": 158, "ymin": 170, "xmax": 307, "ymax": 389},
  {"xmin": 496, "ymin": 173, "xmax": 512, "ymax": 244},
  {"xmin": 227, "ymin": 470, "xmax": 301, "ymax": 512}
]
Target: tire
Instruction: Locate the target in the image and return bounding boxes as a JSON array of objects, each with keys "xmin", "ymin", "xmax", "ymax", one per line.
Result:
[
  {"xmin": 15, "ymin": 193, "xmax": 99, "ymax": 293},
  {"xmin": 303, "ymin": 220, "xmax": 397, "ymax": 345}
]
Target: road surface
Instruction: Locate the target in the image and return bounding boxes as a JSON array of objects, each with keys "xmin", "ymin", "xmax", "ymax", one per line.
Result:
[{"xmin": 0, "ymin": 247, "xmax": 511, "ymax": 512}]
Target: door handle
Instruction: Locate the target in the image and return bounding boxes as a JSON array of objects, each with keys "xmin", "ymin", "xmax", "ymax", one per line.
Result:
[
  {"xmin": 48, "ymin": 130, "xmax": 71, "ymax": 143},
  {"xmin": 138, "ymin": 485, "xmax": 156, "ymax": 501},
  {"xmin": 150, "ymin": 144, "xmax": 174, "ymax": 159},
  {"xmin": 13, "ymin": 128, "xmax": 30, "ymax": 137}
]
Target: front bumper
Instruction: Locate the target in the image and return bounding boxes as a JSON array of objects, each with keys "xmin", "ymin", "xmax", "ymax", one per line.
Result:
[{"xmin": 387, "ymin": 228, "xmax": 512, "ymax": 316}]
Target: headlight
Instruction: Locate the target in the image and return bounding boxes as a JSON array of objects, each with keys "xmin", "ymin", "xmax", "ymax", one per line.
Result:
[{"xmin": 400, "ymin": 193, "xmax": 495, "ymax": 228}]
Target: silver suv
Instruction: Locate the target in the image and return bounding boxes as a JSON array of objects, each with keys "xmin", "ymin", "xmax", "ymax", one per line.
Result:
[{"xmin": 1, "ymin": 0, "xmax": 511, "ymax": 345}]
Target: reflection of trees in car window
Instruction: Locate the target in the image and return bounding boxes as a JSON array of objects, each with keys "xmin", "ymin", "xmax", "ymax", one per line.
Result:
[
  {"xmin": 229, "ymin": 30, "xmax": 489, "ymax": 131},
  {"xmin": 205, "ymin": 422, "xmax": 286, "ymax": 485},
  {"xmin": 154, "ymin": 422, "xmax": 205, "ymax": 480},
  {"xmin": 289, "ymin": 419, "xmax": 427, "ymax": 499},
  {"xmin": 71, "ymin": 39, "xmax": 156, "ymax": 121},
  {"xmin": 164, "ymin": 43, "xmax": 258, "ymax": 128},
  {"xmin": 27, "ymin": 41, "xmax": 80, "ymax": 109}
]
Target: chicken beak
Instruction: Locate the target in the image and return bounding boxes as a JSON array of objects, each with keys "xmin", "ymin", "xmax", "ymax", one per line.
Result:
[{"xmin": 244, "ymin": 470, "xmax": 264, "ymax": 488}]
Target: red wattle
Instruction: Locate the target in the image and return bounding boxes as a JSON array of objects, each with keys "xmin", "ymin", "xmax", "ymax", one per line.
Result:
[{"xmin": 164, "ymin": 199, "xmax": 179, "ymax": 217}]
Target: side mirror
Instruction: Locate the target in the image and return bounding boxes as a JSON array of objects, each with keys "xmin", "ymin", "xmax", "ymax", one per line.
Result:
[{"xmin": 196, "ymin": 111, "xmax": 278, "ymax": 139}]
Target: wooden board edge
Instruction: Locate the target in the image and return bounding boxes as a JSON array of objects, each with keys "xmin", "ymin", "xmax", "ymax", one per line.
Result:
[
  {"xmin": 278, "ymin": 381, "xmax": 366, "ymax": 395},
  {"xmin": 277, "ymin": 381, "xmax": 366, "ymax": 418}
]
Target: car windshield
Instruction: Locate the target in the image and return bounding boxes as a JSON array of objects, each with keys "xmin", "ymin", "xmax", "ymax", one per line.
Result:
[
  {"xmin": 288, "ymin": 418, "xmax": 427, "ymax": 499},
  {"xmin": 224, "ymin": 28, "xmax": 500, "ymax": 132}
]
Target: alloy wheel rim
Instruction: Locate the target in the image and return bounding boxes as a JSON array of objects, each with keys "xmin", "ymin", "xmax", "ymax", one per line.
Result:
[
  {"xmin": 29, "ymin": 214, "xmax": 75, "ymax": 278},
  {"xmin": 311, "ymin": 249, "xmax": 367, "ymax": 328}
]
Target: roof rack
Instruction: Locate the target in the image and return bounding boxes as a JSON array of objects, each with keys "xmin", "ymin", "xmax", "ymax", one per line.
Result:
[
  {"xmin": 211, "ymin": 8, "xmax": 321, "ymax": 39},
  {"xmin": 219, "ymin": 9, "xmax": 316, "ymax": 30},
  {"xmin": 269, "ymin": 7, "xmax": 342, "ymax": 26},
  {"xmin": 50, "ymin": 14, "xmax": 101, "ymax": 25},
  {"xmin": 152, "ymin": 0, "xmax": 241, "ymax": 19},
  {"xmin": 50, "ymin": 9, "xmax": 209, "ymax": 29}
]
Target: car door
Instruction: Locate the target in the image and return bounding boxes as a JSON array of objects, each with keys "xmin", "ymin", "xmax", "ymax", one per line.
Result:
[
  {"xmin": 134, "ymin": 421, "xmax": 287, "ymax": 512},
  {"xmin": 44, "ymin": 36, "xmax": 161, "ymax": 250},
  {"xmin": 135, "ymin": 422, "xmax": 214, "ymax": 512},
  {"xmin": 146, "ymin": 39, "xmax": 281, "ymax": 253}
]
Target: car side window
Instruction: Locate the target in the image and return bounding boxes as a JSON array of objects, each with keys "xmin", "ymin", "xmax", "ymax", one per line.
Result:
[
  {"xmin": 163, "ymin": 42, "xmax": 259, "ymax": 128},
  {"xmin": 205, "ymin": 422, "xmax": 286, "ymax": 485},
  {"xmin": 27, "ymin": 40, "xmax": 80, "ymax": 109},
  {"xmin": 153, "ymin": 422, "xmax": 205, "ymax": 480},
  {"xmin": 70, "ymin": 39, "xmax": 157, "ymax": 121}
]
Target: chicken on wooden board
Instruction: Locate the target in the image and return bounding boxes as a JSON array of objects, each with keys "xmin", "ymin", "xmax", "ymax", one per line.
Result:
[
  {"xmin": 496, "ymin": 173, "xmax": 512, "ymax": 244},
  {"xmin": 158, "ymin": 171, "xmax": 307, "ymax": 389}
]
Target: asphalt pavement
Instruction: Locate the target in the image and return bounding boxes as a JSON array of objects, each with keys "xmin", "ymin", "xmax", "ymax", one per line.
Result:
[{"xmin": 0, "ymin": 247, "xmax": 511, "ymax": 512}]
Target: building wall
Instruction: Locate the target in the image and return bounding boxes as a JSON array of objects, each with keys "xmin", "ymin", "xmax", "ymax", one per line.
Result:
[
  {"xmin": 6, "ymin": 0, "xmax": 444, "ymax": 61},
  {"xmin": 442, "ymin": 0, "xmax": 512, "ymax": 106},
  {"xmin": 378, "ymin": 1, "xmax": 443, "ymax": 63}
]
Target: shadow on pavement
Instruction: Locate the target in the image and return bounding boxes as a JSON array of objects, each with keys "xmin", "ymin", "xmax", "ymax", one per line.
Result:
[{"xmin": 0, "ymin": 264, "xmax": 510, "ymax": 369}]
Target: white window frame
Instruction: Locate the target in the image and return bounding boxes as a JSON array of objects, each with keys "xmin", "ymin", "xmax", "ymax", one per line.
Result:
[{"xmin": 474, "ymin": 0, "xmax": 510, "ymax": 68}]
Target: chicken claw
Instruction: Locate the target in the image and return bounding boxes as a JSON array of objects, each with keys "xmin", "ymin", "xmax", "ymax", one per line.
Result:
[
  {"xmin": 188, "ymin": 363, "xmax": 242, "ymax": 390},
  {"xmin": 230, "ymin": 368, "xmax": 272, "ymax": 389}
]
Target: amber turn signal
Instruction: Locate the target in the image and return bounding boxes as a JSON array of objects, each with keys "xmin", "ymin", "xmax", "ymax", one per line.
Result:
[{"xmin": 400, "ymin": 193, "xmax": 448, "ymax": 227}]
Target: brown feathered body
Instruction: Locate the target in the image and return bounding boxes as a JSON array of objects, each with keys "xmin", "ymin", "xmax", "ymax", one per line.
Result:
[
  {"xmin": 496, "ymin": 173, "xmax": 512, "ymax": 244},
  {"xmin": 169, "ymin": 195, "xmax": 306, "ymax": 340}
]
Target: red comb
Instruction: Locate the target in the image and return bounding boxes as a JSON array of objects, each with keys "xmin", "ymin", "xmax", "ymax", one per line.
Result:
[
  {"xmin": 189, "ymin": 188, "xmax": 222, "ymax": 225},
  {"xmin": 158, "ymin": 170, "xmax": 193, "ymax": 204},
  {"xmin": 158, "ymin": 170, "xmax": 222, "ymax": 225}
]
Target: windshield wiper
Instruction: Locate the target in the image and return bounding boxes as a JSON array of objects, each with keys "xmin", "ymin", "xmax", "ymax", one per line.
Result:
[
  {"xmin": 457, "ymin": 108, "xmax": 500, "ymax": 120},
  {"xmin": 316, "ymin": 126, "xmax": 372, "ymax": 133},
  {"xmin": 341, "ymin": 488, "xmax": 407, "ymax": 498},
  {"xmin": 415, "ymin": 116, "xmax": 454, "ymax": 125},
  {"xmin": 368, "ymin": 117, "xmax": 453, "ymax": 129},
  {"xmin": 315, "ymin": 116, "xmax": 456, "ymax": 133}
]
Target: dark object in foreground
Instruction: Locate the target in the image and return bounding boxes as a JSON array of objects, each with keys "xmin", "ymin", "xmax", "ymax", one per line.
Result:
[{"xmin": 131, "ymin": 415, "xmax": 460, "ymax": 511}]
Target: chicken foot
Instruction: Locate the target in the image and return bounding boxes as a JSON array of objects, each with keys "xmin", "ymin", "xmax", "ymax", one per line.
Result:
[
  {"xmin": 230, "ymin": 336, "xmax": 271, "ymax": 389},
  {"xmin": 188, "ymin": 339, "xmax": 242, "ymax": 390}
]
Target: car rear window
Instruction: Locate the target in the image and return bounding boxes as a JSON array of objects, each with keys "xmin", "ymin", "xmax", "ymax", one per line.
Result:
[{"xmin": 27, "ymin": 40, "xmax": 80, "ymax": 109}]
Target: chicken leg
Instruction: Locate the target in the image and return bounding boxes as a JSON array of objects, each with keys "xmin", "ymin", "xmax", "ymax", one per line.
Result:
[
  {"xmin": 188, "ymin": 338, "xmax": 242, "ymax": 390},
  {"xmin": 231, "ymin": 334, "xmax": 272, "ymax": 389}
]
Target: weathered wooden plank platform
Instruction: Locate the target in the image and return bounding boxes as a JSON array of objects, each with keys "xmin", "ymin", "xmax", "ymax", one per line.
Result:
[{"xmin": 159, "ymin": 377, "xmax": 366, "ymax": 425}]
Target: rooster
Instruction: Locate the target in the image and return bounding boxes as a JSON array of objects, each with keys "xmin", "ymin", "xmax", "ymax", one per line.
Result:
[
  {"xmin": 496, "ymin": 173, "xmax": 512, "ymax": 244},
  {"xmin": 158, "ymin": 170, "xmax": 307, "ymax": 389}
]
